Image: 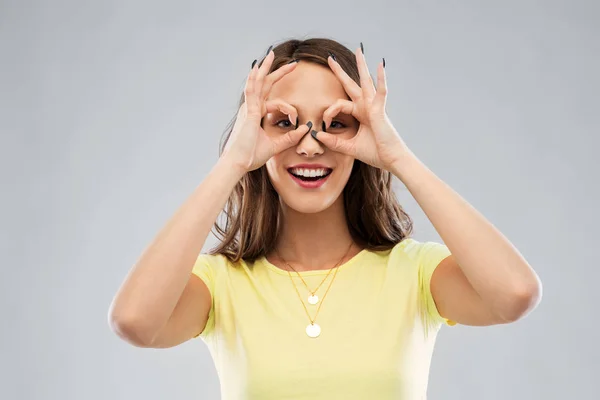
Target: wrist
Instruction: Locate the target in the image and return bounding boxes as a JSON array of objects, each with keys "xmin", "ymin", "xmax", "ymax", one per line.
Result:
[
  {"xmin": 218, "ymin": 153, "xmax": 249, "ymax": 177},
  {"xmin": 389, "ymin": 147, "xmax": 420, "ymax": 180}
]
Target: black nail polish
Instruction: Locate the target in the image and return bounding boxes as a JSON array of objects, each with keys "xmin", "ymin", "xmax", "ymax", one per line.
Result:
[
  {"xmin": 327, "ymin": 51, "xmax": 337, "ymax": 62},
  {"xmin": 265, "ymin": 45, "xmax": 273, "ymax": 56},
  {"xmin": 383, "ymin": 57, "xmax": 386, "ymax": 68},
  {"xmin": 251, "ymin": 59, "xmax": 257, "ymax": 69},
  {"xmin": 306, "ymin": 121, "xmax": 313, "ymax": 130},
  {"xmin": 311, "ymin": 130, "xmax": 318, "ymax": 140},
  {"xmin": 286, "ymin": 58, "xmax": 299, "ymax": 65},
  {"xmin": 295, "ymin": 116, "xmax": 299, "ymax": 129},
  {"xmin": 360, "ymin": 42, "xmax": 364, "ymax": 54},
  {"xmin": 322, "ymin": 121, "xmax": 326, "ymax": 132}
]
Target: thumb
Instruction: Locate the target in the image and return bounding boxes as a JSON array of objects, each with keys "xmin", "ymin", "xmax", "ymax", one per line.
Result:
[
  {"xmin": 272, "ymin": 124, "xmax": 311, "ymax": 154},
  {"xmin": 311, "ymin": 130, "xmax": 354, "ymax": 156}
]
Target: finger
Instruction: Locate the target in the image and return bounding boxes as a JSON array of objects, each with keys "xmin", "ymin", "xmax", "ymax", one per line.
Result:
[
  {"xmin": 356, "ymin": 47, "xmax": 376, "ymax": 99},
  {"xmin": 327, "ymin": 54, "xmax": 362, "ymax": 100},
  {"xmin": 322, "ymin": 99, "xmax": 355, "ymax": 128},
  {"xmin": 311, "ymin": 130, "xmax": 356, "ymax": 157},
  {"xmin": 243, "ymin": 62, "xmax": 256, "ymax": 98},
  {"xmin": 261, "ymin": 60, "xmax": 298, "ymax": 99},
  {"xmin": 255, "ymin": 49, "xmax": 275, "ymax": 82},
  {"xmin": 247, "ymin": 50, "xmax": 276, "ymax": 115},
  {"xmin": 263, "ymin": 99, "xmax": 298, "ymax": 126},
  {"xmin": 374, "ymin": 59, "xmax": 388, "ymax": 109},
  {"xmin": 272, "ymin": 123, "xmax": 311, "ymax": 154},
  {"xmin": 244, "ymin": 62, "xmax": 261, "ymax": 115}
]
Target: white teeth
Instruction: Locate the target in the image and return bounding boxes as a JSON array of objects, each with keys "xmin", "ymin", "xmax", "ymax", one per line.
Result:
[{"xmin": 290, "ymin": 168, "xmax": 330, "ymax": 177}]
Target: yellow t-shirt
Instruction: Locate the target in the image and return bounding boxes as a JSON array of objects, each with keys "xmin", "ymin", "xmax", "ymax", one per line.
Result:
[{"xmin": 192, "ymin": 237, "xmax": 455, "ymax": 399}]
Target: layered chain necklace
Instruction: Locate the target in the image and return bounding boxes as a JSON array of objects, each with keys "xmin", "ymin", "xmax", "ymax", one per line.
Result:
[{"xmin": 275, "ymin": 242, "xmax": 354, "ymax": 338}]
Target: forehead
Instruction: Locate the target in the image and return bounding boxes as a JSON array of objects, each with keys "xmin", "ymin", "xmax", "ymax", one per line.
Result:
[{"xmin": 267, "ymin": 62, "xmax": 349, "ymax": 112}]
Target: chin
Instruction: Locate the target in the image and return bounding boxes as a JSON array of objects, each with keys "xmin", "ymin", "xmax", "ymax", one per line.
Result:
[
  {"xmin": 267, "ymin": 164, "xmax": 351, "ymax": 213},
  {"xmin": 279, "ymin": 195, "xmax": 339, "ymax": 214},
  {"xmin": 278, "ymin": 174, "xmax": 346, "ymax": 211}
]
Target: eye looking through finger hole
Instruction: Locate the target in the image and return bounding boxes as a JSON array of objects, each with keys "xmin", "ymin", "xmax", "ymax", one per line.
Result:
[
  {"xmin": 324, "ymin": 113, "xmax": 356, "ymax": 131},
  {"xmin": 265, "ymin": 111, "xmax": 294, "ymax": 131},
  {"xmin": 275, "ymin": 119, "xmax": 294, "ymax": 129},
  {"xmin": 327, "ymin": 121, "xmax": 346, "ymax": 130}
]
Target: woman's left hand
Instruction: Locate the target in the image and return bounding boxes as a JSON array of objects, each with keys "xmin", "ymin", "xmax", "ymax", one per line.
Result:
[{"xmin": 313, "ymin": 46, "xmax": 409, "ymax": 171}]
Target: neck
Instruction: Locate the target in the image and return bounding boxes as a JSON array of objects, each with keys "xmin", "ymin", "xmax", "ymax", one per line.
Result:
[{"xmin": 272, "ymin": 197, "xmax": 359, "ymax": 271}]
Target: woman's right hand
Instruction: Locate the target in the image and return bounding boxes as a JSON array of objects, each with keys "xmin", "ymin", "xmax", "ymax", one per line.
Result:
[{"xmin": 221, "ymin": 50, "xmax": 312, "ymax": 173}]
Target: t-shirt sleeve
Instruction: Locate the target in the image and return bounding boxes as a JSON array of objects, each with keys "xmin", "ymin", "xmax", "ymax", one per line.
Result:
[
  {"xmin": 190, "ymin": 253, "xmax": 216, "ymax": 338},
  {"xmin": 416, "ymin": 240, "xmax": 457, "ymax": 329}
]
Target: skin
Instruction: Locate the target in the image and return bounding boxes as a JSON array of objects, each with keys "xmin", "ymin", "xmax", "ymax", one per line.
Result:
[
  {"xmin": 109, "ymin": 47, "xmax": 541, "ymax": 351},
  {"xmin": 262, "ymin": 62, "xmax": 363, "ymax": 271},
  {"xmin": 233, "ymin": 47, "xmax": 541, "ymax": 325}
]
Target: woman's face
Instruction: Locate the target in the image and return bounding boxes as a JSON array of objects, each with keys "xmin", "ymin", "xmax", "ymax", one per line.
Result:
[{"xmin": 263, "ymin": 61, "xmax": 359, "ymax": 214}]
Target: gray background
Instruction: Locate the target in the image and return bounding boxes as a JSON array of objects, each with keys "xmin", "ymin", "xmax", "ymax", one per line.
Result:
[{"xmin": 1, "ymin": 0, "xmax": 598, "ymax": 399}]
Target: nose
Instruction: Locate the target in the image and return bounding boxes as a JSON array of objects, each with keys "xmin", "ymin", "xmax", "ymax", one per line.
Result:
[{"xmin": 296, "ymin": 120, "xmax": 324, "ymax": 157}]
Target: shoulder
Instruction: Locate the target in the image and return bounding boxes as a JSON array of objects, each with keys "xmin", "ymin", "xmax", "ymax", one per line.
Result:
[
  {"xmin": 192, "ymin": 251, "xmax": 254, "ymax": 276},
  {"xmin": 194, "ymin": 252, "xmax": 230, "ymax": 268},
  {"xmin": 389, "ymin": 237, "xmax": 450, "ymax": 263},
  {"xmin": 367, "ymin": 238, "xmax": 421, "ymax": 264},
  {"xmin": 191, "ymin": 252, "xmax": 233, "ymax": 281},
  {"xmin": 383, "ymin": 238, "xmax": 451, "ymax": 280}
]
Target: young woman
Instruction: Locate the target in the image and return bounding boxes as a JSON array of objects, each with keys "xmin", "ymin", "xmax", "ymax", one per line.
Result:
[{"xmin": 109, "ymin": 38, "xmax": 542, "ymax": 399}]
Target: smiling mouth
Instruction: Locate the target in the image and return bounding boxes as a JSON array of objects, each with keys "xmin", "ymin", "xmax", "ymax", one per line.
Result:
[{"xmin": 287, "ymin": 168, "xmax": 333, "ymax": 181}]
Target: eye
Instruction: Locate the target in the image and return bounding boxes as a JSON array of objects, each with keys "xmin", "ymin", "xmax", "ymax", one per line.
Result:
[
  {"xmin": 328, "ymin": 120, "xmax": 346, "ymax": 129},
  {"xmin": 275, "ymin": 119, "xmax": 293, "ymax": 129}
]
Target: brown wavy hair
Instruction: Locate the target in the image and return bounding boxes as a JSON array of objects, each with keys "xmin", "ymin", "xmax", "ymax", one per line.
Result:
[{"xmin": 208, "ymin": 37, "xmax": 413, "ymax": 263}]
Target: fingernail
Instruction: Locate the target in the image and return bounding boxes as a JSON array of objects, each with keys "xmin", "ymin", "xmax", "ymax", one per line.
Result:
[
  {"xmin": 322, "ymin": 121, "xmax": 326, "ymax": 132},
  {"xmin": 306, "ymin": 121, "xmax": 313, "ymax": 130},
  {"xmin": 286, "ymin": 58, "xmax": 299, "ymax": 65},
  {"xmin": 327, "ymin": 51, "xmax": 337, "ymax": 62},
  {"xmin": 383, "ymin": 57, "xmax": 386, "ymax": 68},
  {"xmin": 311, "ymin": 130, "xmax": 318, "ymax": 140},
  {"xmin": 360, "ymin": 42, "xmax": 364, "ymax": 54},
  {"xmin": 251, "ymin": 59, "xmax": 257, "ymax": 69},
  {"xmin": 265, "ymin": 45, "xmax": 273, "ymax": 56},
  {"xmin": 295, "ymin": 116, "xmax": 299, "ymax": 129}
]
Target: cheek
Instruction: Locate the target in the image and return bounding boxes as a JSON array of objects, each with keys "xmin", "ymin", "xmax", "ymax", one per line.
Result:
[
  {"xmin": 337, "ymin": 155, "xmax": 355, "ymax": 174},
  {"xmin": 265, "ymin": 159, "xmax": 276, "ymax": 180},
  {"xmin": 265, "ymin": 157, "xmax": 284, "ymax": 185},
  {"xmin": 338, "ymin": 159, "xmax": 356, "ymax": 185}
]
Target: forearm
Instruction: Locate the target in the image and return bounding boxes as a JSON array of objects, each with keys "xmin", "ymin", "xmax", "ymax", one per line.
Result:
[
  {"xmin": 390, "ymin": 147, "xmax": 541, "ymax": 318},
  {"xmin": 108, "ymin": 156, "xmax": 245, "ymax": 342}
]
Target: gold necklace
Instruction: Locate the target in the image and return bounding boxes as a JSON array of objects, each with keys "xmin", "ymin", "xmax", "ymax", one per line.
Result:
[
  {"xmin": 274, "ymin": 251, "xmax": 334, "ymax": 305},
  {"xmin": 276, "ymin": 242, "xmax": 354, "ymax": 338}
]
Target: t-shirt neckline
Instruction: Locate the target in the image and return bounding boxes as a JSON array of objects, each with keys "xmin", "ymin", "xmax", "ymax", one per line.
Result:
[{"xmin": 259, "ymin": 248, "xmax": 370, "ymax": 276}]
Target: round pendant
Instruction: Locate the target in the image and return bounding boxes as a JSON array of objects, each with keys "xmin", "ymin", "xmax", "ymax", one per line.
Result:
[
  {"xmin": 308, "ymin": 294, "xmax": 319, "ymax": 305},
  {"xmin": 306, "ymin": 323, "xmax": 321, "ymax": 338}
]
